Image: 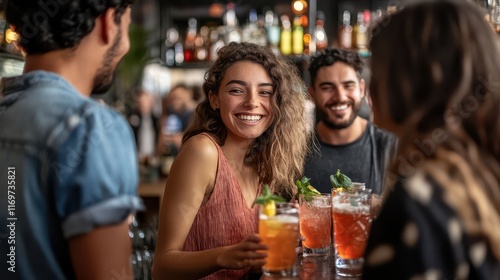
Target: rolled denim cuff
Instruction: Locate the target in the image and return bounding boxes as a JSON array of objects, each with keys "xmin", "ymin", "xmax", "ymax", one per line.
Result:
[{"xmin": 62, "ymin": 194, "xmax": 145, "ymax": 238}]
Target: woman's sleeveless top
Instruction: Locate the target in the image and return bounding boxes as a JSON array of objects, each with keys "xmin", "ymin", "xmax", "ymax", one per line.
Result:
[{"xmin": 182, "ymin": 133, "xmax": 260, "ymax": 279}]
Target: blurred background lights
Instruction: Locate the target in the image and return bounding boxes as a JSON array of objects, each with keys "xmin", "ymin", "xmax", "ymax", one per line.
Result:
[
  {"xmin": 292, "ymin": 0, "xmax": 308, "ymax": 15},
  {"xmin": 5, "ymin": 28, "xmax": 19, "ymax": 44}
]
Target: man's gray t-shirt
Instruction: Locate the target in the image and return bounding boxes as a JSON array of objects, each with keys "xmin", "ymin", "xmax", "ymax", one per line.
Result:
[{"xmin": 303, "ymin": 122, "xmax": 396, "ymax": 195}]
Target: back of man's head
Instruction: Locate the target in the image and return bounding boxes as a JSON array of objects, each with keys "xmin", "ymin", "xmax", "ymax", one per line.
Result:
[
  {"xmin": 6, "ymin": 0, "xmax": 133, "ymax": 55},
  {"xmin": 308, "ymin": 49, "xmax": 364, "ymax": 85}
]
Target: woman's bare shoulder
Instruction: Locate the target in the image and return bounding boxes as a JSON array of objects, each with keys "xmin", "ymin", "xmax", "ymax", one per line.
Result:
[{"xmin": 181, "ymin": 134, "xmax": 219, "ymax": 160}]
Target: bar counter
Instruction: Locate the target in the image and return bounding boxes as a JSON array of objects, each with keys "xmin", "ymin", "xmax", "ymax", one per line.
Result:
[
  {"xmin": 138, "ymin": 179, "xmax": 363, "ymax": 279},
  {"xmin": 259, "ymin": 254, "xmax": 361, "ymax": 280}
]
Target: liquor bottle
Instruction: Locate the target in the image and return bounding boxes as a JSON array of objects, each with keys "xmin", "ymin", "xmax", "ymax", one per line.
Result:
[
  {"xmin": 165, "ymin": 27, "xmax": 179, "ymax": 66},
  {"xmin": 338, "ymin": 10, "xmax": 352, "ymax": 49},
  {"xmin": 314, "ymin": 10, "xmax": 328, "ymax": 51},
  {"xmin": 194, "ymin": 26, "xmax": 209, "ymax": 61},
  {"xmin": 280, "ymin": 15, "xmax": 292, "ymax": 55},
  {"xmin": 223, "ymin": 2, "xmax": 241, "ymax": 44},
  {"xmin": 363, "ymin": 10, "xmax": 372, "ymax": 52},
  {"xmin": 265, "ymin": 10, "xmax": 280, "ymax": 54},
  {"xmin": 183, "ymin": 17, "xmax": 197, "ymax": 62},
  {"xmin": 242, "ymin": 9, "xmax": 258, "ymax": 44},
  {"xmin": 174, "ymin": 41, "xmax": 184, "ymax": 65},
  {"xmin": 353, "ymin": 12, "xmax": 367, "ymax": 52},
  {"xmin": 255, "ymin": 15, "xmax": 268, "ymax": 47},
  {"xmin": 303, "ymin": 33, "xmax": 311, "ymax": 55},
  {"xmin": 292, "ymin": 16, "xmax": 304, "ymax": 55},
  {"xmin": 242, "ymin": 9, "xmax": 267, "ymax": 46},
  {"xmin": 210, "ymin": 27, "xmax": 226, "ymax": 62}
]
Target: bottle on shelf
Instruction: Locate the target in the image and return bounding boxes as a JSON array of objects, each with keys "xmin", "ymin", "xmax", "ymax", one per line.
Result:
[
  {"xmin": 280, "ymin": 15, "xmax": 292, "ymax": 55},
  {"xmin": 292, "ymin": 16, "xmax": 304, "ymax": 56},
  {"xmin": 338, "ymin": 10, "xmax": 352, "ymax": 49},
  {"xmin": 303, "ymin": 33, "xmax": 311, "ymax": 55},
  {"xmin": 165, "ymin": 27, "xmax": 179, "ymax": 66},
  {"xmin": 183, "ymin": 17, "xmax": 197, "ymax": 62},
  {"xmin": 210, "ymin": 26, "xmax": 226, "ymax": 62},
  {"xmin": 265, "ymin": 10, "xmax": 281, "ymax": 54},
  {"xmin": 362, "ymin": 10, "xmax": 372, "ymax": 54},
  {"xmin": 352, "ymin": 12, "xmax": 368, "ymax": 53},
  {"xmin": 314, "ymin": 10, "xmax": 328, "ymax": 51},
  {"xmin": 255, "ymin": 15, "xmax": 268, "ymax": 47},
  {"xmin": 174, "ymin": 41, "xmax": 184, "ymax": 65},
  {"xmin": 242, "ymin": 9, "xmax": 267, "ymax": 46},
  {"xmin": 194, "ymin": 26, "xmax": 209, "ymax": 61},
  {"xmin": 223, "ymin": 2, "xmax": 241, "ymax": 44}
]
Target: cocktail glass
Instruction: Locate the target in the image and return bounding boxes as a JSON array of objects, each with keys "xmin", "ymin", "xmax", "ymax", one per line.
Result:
[
  {"xmin": 332, "ymin": 182, "xmax": 366, "ymax": 197},
  {"xmin": 259, "ymin": 202, "xmax": 300, "ymax": 277},
  {"xmin": 332, "ymin": 190, "xmax": 372, "ymax": 277},
  {"xmin": 299, "ymin": 193, "xmax": 332, "ymax": 257}
]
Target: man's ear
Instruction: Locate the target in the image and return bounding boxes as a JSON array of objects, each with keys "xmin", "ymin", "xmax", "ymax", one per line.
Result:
[
  {"xmin": 359, "ymin": 78, "xmax": 366, "ymax": 99},
  {"xmin": 99, "ymin": 8, "xmax": 118, "ymax": 45}
]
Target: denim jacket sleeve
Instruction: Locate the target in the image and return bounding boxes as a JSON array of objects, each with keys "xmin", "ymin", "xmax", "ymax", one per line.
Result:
[{"xmin": 47, "ymin": 102, "xmax": 144, "ymax": 238}]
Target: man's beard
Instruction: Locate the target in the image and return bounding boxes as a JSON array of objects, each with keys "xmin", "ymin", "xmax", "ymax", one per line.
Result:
[
  {"xmin": 317, "ymin": 101, "xmax": 361, "ymax": 130},
  {"xmin": 91, "ymin": 28, "xmax": 123, "ymax": 95}
]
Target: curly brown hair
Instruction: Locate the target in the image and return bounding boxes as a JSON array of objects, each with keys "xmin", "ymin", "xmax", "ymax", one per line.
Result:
[{"xmin": 183, "ymin": 42, "xmax": 313, "ymax": 197}]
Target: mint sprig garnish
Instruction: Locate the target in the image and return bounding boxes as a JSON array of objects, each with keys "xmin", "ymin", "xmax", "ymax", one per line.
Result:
[
  {"xmin": 330, "ymin": 169, "xmax": 353, "ymax": 191},
  {"xmin": 295, "ymin": 176, "xmax": 321, "ymax": 202},
  {"xmin": 254, "ymin": 185, "xmax": 286, "ymax": 206}
]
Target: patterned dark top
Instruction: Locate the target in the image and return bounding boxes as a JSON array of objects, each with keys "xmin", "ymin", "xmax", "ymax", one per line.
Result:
[{"xmin": 363, "ymin": 171, "xmax": 500, "ymax": 280}]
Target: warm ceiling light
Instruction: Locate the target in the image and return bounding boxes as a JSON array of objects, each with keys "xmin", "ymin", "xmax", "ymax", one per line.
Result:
[
  {"xmin": 209, "ymin": 3, "xmax": 224, "ymax": 18},
  {"xmin": 5, "ymin": 28, "xmax": 19, "ymax": 44},
  {"xmin": 292, "ymin": 0, "xmax": 308, "ymax": 15}
]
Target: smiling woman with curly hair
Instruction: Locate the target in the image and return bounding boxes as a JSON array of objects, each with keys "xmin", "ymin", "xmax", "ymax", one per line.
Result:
[{"xmin": 153, "ymin": 42, "xmax": 314, "ymax": 279}]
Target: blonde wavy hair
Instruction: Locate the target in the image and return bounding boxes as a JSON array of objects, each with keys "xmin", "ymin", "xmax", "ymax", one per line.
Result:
[
  {"xmin": 370, "ymin": 0, "xmax": 500, "ymax": 260},
  {"xmin": 183, "ymin": 42, "xmax": 314, "ymax": 198}
]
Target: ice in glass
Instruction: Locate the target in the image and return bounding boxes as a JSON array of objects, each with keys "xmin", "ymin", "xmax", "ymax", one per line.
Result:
[
  {"xmin": 332, "ymin": 190, "xmax": 372, "ymax": 276},
  {"xmin": 259, "ymin": 203, "xmax": 299, "ymax": 277},
  {"xmin": 299, "ymin": 193, "xmax": 332, "ymax": 256}
]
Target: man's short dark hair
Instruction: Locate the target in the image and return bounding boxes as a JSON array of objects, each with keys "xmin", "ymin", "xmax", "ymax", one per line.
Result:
[
  {"xmin": 6, "ymin": 0, "xmax": 134, "ymax": 55},
  {"xmin": 308, "ymin": 49, "xmax": 365, "ymax": 84}
]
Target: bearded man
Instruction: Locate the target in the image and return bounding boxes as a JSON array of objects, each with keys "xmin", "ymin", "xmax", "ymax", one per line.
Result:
[
  {"xmin": 0, "ymin": 1, "xmax": 143, "ymax": 279},
  {"xmin": 304, "ymin": 49, "xmax": 396, "ymax": 195}
]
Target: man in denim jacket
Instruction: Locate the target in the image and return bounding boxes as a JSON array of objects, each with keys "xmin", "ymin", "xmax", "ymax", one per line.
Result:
[{"xmin": 0, "ymin": 1, "xmax": 143, "ymax": 279}]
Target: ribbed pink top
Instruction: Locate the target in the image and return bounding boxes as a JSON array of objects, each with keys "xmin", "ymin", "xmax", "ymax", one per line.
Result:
[{"xmin": 182, "ymin": 133, "xmax": 260, "ymax": 280}]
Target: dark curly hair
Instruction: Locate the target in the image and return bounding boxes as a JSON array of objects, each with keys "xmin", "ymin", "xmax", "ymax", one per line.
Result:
[
  {"xmin": 308, "ymin": 48, "xmax": 365, "ymax": 84},
  {"xmin": 6, "ymin": 0, "xmax": 133, "ymax": 55}
]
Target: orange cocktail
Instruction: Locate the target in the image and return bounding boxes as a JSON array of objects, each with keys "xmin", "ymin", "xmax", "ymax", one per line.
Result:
[
  {"xmin": 332, "ymin": 190, "xmax": 372, "ymax": 277},
  {"xmin": 332, "ymin": 206, "xmax": 371, "ymax": 259},
  {"xmin": 259, "ymin": 203, "xmax": 299, "ymax": 277},
  {"xmin": 299, "ymin": 194, "xmax": 331, "ymax": 256}
]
